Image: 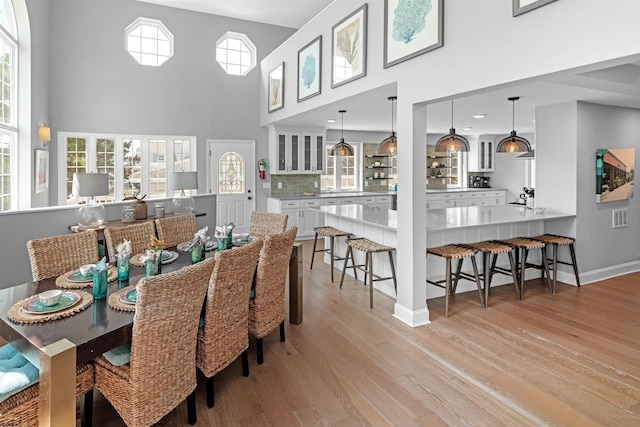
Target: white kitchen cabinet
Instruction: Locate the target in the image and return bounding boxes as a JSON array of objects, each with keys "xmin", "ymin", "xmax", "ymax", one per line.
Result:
[
  {"xmin": 426, "ymin": 190, "xmax": 506, "ymax": 210},
  {"xmin": 374, "ymin": 195, "xmax": 393, "ymax": 208},
  {"xmin": 301, "ymin": 133, "xmax": 324, "ymax": 173},
  {"xmin": 268, "ymin": 198, "xmax": 321, "ymax": 238},
  {"xmin": 268, "ymin": 126, "xmax": 325, "ymax": 174},
  {"xmin": 468, "ymin": 136, "xmax": 495, "ymax": 172}
]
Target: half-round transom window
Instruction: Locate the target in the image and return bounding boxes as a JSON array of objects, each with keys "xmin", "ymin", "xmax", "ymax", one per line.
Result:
[
  {"xmin": 125, "ymin": 17, "xmax": 174, "ymax": 67},
  {"xmin": 216, "ymin": 32, "xmax": 256, "ymax": 76}
]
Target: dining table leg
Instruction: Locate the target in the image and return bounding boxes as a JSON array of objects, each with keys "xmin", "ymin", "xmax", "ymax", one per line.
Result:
[
  {"xmin": 289, "ymin": 242, "xmax": 303, "ymax": 325},
  {"xmin": 39, "ymin": 338, "xmax": 77, "ymax": 426}
]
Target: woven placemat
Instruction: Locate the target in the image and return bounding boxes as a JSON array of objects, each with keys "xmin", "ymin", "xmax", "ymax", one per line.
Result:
[
  {"xmin": 8, "ymin": 290, "xmax": 93, "ymax": 324},
  {"xmin": 108, "ymin": 285, "xmax": 136, "ymax": 312},
  {"xmin": 130, "ymin": 251, "xmax": 179, "ymax": 267},
  {"xmin": 55, "ymin": 266, "xmax": 118, "ymax": 289}
]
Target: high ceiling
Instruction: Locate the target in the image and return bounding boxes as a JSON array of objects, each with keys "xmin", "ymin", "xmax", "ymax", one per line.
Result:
[{"xmin": 137, "ymin": 1, "xmax": 640, "ymax": 136}]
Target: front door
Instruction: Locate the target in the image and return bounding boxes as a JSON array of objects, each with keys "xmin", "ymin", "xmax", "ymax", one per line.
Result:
[{"xmin": 208, "ymin": 140, "xmax": 255, "ymax": 233}]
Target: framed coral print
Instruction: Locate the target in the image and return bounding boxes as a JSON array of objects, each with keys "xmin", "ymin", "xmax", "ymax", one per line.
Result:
[
  {"xmin": 268, "ymin": 62, "xmax": 284, "ymax": 113},
  {"xmin": 297, "ymin": 36, "xmax": 322, "ymax": 102},
  {"xmin": 331, "ymin": 4, "xmax": 368, "ymax": 89},
  {"xmin": 35, "ymin": 149, "xmax": 49, "ymax": 194},
  {"xmin": 513, "ymin": 0, "xmax": 558, "ymax": 16},
  {"xmin": 384, "ymin": 0, "xmax": 443, "ymax": 69}
]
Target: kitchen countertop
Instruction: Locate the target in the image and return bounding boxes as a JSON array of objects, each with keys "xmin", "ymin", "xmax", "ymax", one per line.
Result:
[
  {"xmin": 310, "ymin": 204, "xmax": 573, "ymax": 232},
  {"xmin": 425, "ymin": 188, "xmax": 504, "ymax": 193},
  {"xmin": 269, "ymin": 188, "xmax": 504, "ymax": 200}
]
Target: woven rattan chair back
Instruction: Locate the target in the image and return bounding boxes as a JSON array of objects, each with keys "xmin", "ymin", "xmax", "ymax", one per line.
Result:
[
  {"xmin": 95, "ymin": 258, "xmax": 214, "ymax": 427},
  {"xmin": 196, "ymin": 238, "xmax": 263, "ymax": 379},
  {"xmin": 27, "ymin": 230, "xmax": 99, "ymax": 281},
  {"xmin": 249, "ymin": 211, "xmax": 288, "ymax": 238},
  {"xmin": 250, "ymin": 226, "xmax": 297, "ymax": 339},
  {"xmin": 104, "ymin": 221, "xmax": 156, "ymax": 263},
  {"xmin": 155, "ymin": 214, "xmax": 196, "ymax": 248}
]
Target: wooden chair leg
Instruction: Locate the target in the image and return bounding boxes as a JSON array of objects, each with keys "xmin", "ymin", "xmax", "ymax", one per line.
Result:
[
  {"xmin": 452, "ymin": 258, "xmax": 464, "ymax": 294},
  {"xmin": 310, "ymin": 232, "xmax": 319, "ymax": 269},
  {"xmin": 445, "ymin": 258, "xmax": 451, "ymax": 317},
  {"xmin": 329, "ymin": 236, "xmax": 335, "ymax": 282},
  {"xmin": 256, "ymin": 337, "xmax": 264, "ymax": 364},
  {"xmin": 388, "ymin": 251, "xmax": 397, "ymax": 294},
  {"xmin": 569, "ymin": 243, "xmax": 580, "ymax": 286},
  {"xmin": 279, "ymin": 321, "xmax": 285, "ymax": 342},
  {"xmin": 339, "ymin": 246, "xmax": 353, "ymax": 289},
  {"xmin": 368, "ymin": 252, "xmax": 374, "ymax": 309},
  {"xmin": 187, "ymin": 390, "xmax": 197, "ymax": 425},
  {"xmin": 206, "ymin": 377, "xmax": 215, "ymax": 408},
  {"xmin": 507, "ymin": 250, "xmax": 521, "ymax": 301},
  {"xmin": 242, "ymin": 349, "xmax": 249, "ymax": 376},
  {"xmin": 483, "ymin": 253, "xmax": 491, "ymax": 308},
  {"xmin": 83, "ymin": 389, "xmax": 93, "ymax": 427},
  {"xmin": 540, "ymin": 247, "xmax": 553, "ymax": 293},
  {"xmin": 470, "ymin": 255, "xmax": 484, "ymax": 308},
  {"xmin": 552, "ymin": 244, "xmax": 559, "ymax": 294}
]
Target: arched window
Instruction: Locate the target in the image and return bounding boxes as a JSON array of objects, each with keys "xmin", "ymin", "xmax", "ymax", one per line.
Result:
[
  {"xmin": 0, "ymin": 0, "xmax": 16, "ymax": 211},
  {"xmin": 218, "ymin": 151, "xmax": 244, "ymax": 194}
]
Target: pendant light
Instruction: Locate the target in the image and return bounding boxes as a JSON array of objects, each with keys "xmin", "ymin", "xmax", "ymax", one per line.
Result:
[
  {"xmin": 330, "ymin": 110, "xmax": 354, "ymax": 156},
  {"xmin": 496, "ymin": 96, "xmax": 532, "ymax": 153},
  {"xmin": 435, "ymin": 99, "xmax": 469, "ymax": 154},
  {"xmin": 378, "ymin": 96, "xmax": 398, "ymax": 155}
]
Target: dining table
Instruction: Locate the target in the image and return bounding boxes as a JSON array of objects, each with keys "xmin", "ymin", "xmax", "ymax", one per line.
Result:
[{"xmin": 0, "ymin": 241, "xmax": 303, "ymax": 426}]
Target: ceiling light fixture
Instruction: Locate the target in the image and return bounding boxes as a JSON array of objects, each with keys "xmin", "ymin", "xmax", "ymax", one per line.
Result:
[
  {"xmin": 378, "ymin": 96, "xmax": 397, "ymax": 155},
  {"xmin": 330, "ymin": 110, "xmax": 354, "ymax": 156},
  {"xmin": 496, "ymin": 97, "xmax": 532, "ymax": 153},
  {"xmin": 435, "ymin": 99, "xmax": 470, "ymax": 154}
]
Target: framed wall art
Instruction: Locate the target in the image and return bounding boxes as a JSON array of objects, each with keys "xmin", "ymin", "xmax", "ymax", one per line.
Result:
[
  {"xmin": 513, "ymin": 0, "xmax": 558, "ymax": 17},
  {"xmin": 268, "ymin": 62, "xmax": 285, "ymax": 113},
  {"xmin": 595, "ymin": 148, "xmax": 635, "ymax": 203},
  {"xmin": 35, "ymin": 149, "xmax": 49, "ymax": 194},
  {"xmin": 384, "ymin": 0, "xmax": 443, "ymax": 69},
  {"xmin": 297, "ymin": 36, "xmax": 322, "ymax": 102},
  {"xmin": 331, "ymin": 4, "xmax": 367, "ymax": 88}
]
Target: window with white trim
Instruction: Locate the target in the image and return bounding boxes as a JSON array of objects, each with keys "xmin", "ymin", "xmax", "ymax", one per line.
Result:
[
  {"xmin": 125, "ymin": 17, "xmax": 174, "ymax": 67},
  {"xmin": 216, "ymin": 32, "xmax": 256, "ymax": 76},
  {"xmin": 0, "ymin": 0, "xmax": 16, "ymax": 212},
  {"xmin": 321, "ymin": 143, "xmax": 361, "ymax": 192},
  {"xmin": 59, "ymin": 133, "xmax": 196, "ymax": 205}
]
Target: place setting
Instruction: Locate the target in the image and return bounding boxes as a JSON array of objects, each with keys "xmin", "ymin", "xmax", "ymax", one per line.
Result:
[
  {"xmin": 8, "ymin": 288, "xmax": 93, "ymax": 324},
  {"xmin": 130, "ymin": 236, "xmax": 179, "ymax": 267},
  {"xmin": 108, "ymin": 284, "xmax": 137, "ymax": 312},
  {"xmin": 55, "ymin": 262, "xmax": 118, "ymax": 289}
]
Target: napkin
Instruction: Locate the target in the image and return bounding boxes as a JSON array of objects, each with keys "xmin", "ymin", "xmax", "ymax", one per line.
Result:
[
  {"xmin": 115, "ymin": 239, "xmax": 131, "ymax": 258},
  {"xmin": 139, "ymin": 249, "xmax": 160, "ymax": 264},
  {"xmin": 91, "ymin": 257, "xmax": 108, "ymax": 273},
  {"xmin": 214, "ymin": 222, "xmax": 235, "ymax": 240},
  {"xmin": 149, "ymin": 236, "xmax": 165, "ymax": 251}
]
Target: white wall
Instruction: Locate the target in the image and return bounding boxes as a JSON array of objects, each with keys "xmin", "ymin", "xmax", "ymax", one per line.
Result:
[{"xmin": 490, "ymin": 133, "xmax": 533, "ymax": 203}]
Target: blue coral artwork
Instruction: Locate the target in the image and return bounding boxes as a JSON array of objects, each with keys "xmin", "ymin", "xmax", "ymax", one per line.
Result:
[
  {"xmin": 384, "ymin": 0, "xmax": 443, "ymax": 68},
  {"xmin": 297, "ymin": 36, "xmax": 322, "ymax": 102}
]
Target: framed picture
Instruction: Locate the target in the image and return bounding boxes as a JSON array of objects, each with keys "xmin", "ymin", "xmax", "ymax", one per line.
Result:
[
  {"xmin": 384, "ymin": 0, "xmax": 443, "ymax": 69},
  {"xmin": 513, "ymin": 0, "xmax": 558, "ymax": 16},
  {"xmin": 331, "ymin": 4, "xmax": 368, "ymax": 89},
  {"xmin": 595, "ymin": 148, "xmax": 635, "ymax": 203},
  {"xmin": 297, "ymin": 36, "xmax": 322, "ymax": 102},
  {"xmin": 268, "ymin": 62, "xmax": 285, "ymax": 113},
  {"xmin": 35, "ymin": 149, "xmax": 49, "ymax": 194}
]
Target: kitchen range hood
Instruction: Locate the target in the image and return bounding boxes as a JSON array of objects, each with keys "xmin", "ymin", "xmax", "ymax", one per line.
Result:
[{"xmin": 516, "ymin": 150, "xmax": 535, "ymax": 159}]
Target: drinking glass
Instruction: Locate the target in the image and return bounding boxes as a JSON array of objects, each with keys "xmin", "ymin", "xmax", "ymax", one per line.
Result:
[
  {"xmin": 117, "ymin": 255, "xmax": 130, "ymax": 281},
  {"xmin": 145, "ymin": 258, "xmax": 158, "ymax": 277},
  {"xmin": 92, "ymin": 269, "xmax": 108, "ymax": 299},
  {"xmin": 191, "ymin": 243, "xmax": 204, "ymax": 264}
]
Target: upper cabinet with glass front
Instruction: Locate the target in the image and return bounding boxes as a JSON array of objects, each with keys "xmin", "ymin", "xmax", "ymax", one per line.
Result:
[
  {"xmin": 468, "ymin": 135, "xmax": 495, "ymax": 172},
  {"xmin": 268, "ymin": 126, "xmax": 325, "ymax": 174}
]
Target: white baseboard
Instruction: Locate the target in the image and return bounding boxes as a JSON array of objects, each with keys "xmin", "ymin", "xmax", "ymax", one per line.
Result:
[
  {"xmin": 393, "ymin": 304, "xmax": 431, "ymax": 327},
  {"xmin": 573, "ymin": 260, "xmax": 640, "ymax": 285}
]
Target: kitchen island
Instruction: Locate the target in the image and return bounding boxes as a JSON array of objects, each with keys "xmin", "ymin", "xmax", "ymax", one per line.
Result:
[{"xmin": 311, "ymin": 204, "xmax": 575, "ymax": 300}]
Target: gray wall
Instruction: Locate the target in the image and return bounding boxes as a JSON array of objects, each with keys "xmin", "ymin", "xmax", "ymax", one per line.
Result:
[{"xmin": 42, "ymin": 0, "xmax": 294, "ymax": 210}]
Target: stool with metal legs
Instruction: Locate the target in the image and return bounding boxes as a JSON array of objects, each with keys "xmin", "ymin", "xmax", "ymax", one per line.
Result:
[
  {"xmin": 532, "ymin": 234, "xmax": 580, "ymax": 293},
  {"xmin": 339, "ymin": 237, "xmax": 397, "ymax": 309},
  {"xmin": 426, "ymin": 244, "xmax": 484, "ymax": 318},
  {"xmin": 310, "ymin": 226, "xmax": 352, "ymax": 282},
  {"xmin": 495, "ymin": 237, "xmax": 552, "ymax": 298}
]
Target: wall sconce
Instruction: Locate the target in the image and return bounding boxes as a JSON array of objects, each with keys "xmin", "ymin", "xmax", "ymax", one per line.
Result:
[{"xmin": 38, "ymin": 125, "xmax": 51, "ymax": 145}]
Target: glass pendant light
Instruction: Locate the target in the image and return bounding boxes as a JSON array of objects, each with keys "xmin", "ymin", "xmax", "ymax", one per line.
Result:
[
  {"xmin": 378, "ymin": 96, "xmax": 398, "ymax": 155},
  {"xmin": 496, "ymin": 97, "xmax": 532, "ymax": 153},
  {"xmin": 330, "ymin": 110, "xmax": 354, "ymax": 156},
  {"xmin": 435, "ymin": 99, "xmax": 470, "ymax": 154}
]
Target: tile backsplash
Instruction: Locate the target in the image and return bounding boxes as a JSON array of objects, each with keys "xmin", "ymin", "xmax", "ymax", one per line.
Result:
[{"xmin": 270, "ymin": 174, "xmax": 320, "ymax": 195}]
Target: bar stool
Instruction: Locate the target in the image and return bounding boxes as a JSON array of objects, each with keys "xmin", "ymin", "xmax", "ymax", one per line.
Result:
[
  {"xmin": 339, "ymin": 237, "xmax": 397, "ymax": 309},
  {"xmin": 532, "ymin": 234, "xmax": 580, "ymax": 293},
  {"xmin": 462, "ymin": 241, "xmax": 520, "ymax": 307},
  {"xmin": 310, "ymin": 226, "xmax": 352, "ymax": 282},
  {"xmin": 495, "ymin": 237, "xmax": 552, "ymax": 298},
  {"xmin": 426, "ymin": 244, "xmax": 483, "ymax": 318}
]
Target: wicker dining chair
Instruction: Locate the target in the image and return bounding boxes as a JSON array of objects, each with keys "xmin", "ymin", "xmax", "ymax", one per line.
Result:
[
  {"xmin": 27, "ymin": 230, "xmax": 99, "ymax": 281},
  {"xmin": 196, "ymin": 238, "xmax": 263, "ymax": 409},
  {"xmin": 249, "ymin": 211, "xmax": 288, "ymax": 238},
  {"xmin": 94, "ymin": 258, "xmax": 214, "ymax": 427},
  {"xmin": 249, "ymin": 226, "xmax": 297, "ymax": 364},
  {"xmin": 0, "ymin": 362, "xmax": 94, "ymax": 427},
  {"xmin": 155, "ymin": 214, "xmax": 197, "ymax": 248},
  {"xmin": 103, "ymin": 221, "xmax": 157, "ymax": 263}
]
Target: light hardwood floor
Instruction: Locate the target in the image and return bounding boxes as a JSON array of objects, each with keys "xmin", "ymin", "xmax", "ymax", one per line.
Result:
[{"xmin": 87, "ymin": 240, "xmax": 640, "ymax": 426}]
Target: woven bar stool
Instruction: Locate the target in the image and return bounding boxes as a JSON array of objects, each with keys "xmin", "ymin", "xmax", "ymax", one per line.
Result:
[
  {"xmin": 339, "ymin": 237, "xmax": 397, "ymax": 309},
  {"xmin": 310, "ymin": 226, "xmax": 352, "ymax": 282},
  {"xmin": 495, "ymin": 237, "xmax": 552, "ymax": 298},
  {"xmin": 426, "ymin": 244, "xmax": 483, "ymax": 318},
  {"xmin": 461, "ymin": 241, "xmax": 520, "ymax": 307},
  {"xmin": 532, "ymin": 234, "xmax": 580, "ymax": 293}
]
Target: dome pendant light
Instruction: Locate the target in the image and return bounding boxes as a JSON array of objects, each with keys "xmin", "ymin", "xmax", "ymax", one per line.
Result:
[
  {"xmin": 496, "ymin": 97, "xmax": 532, "ymax": 153},
  {"xmin": 330, "ymin": 110, "xmax": 354, "ymax": 156},
  {"xmin": 378, "ymin": 96, "xmax": 398, "ymax": 155},
  {"xmin": 435, "ymin": 100, "xmax": 469, "ymax": 154}
]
